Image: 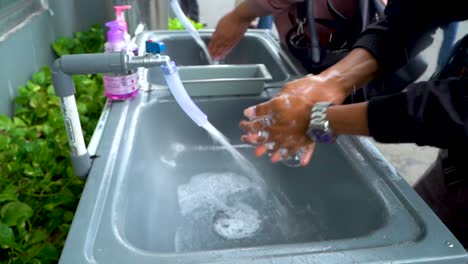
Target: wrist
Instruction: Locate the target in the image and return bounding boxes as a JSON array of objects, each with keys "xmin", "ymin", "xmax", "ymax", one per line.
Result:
[
  {"xmin": 327, "ymin": 102, "xmax": 370, "ymax": 137},
  {"xmin": 318, "ymin": 48, "xmax": 379, "ymax": 98}
]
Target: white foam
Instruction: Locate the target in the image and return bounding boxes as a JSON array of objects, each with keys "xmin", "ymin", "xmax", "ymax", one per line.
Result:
[
  {"xmin": 213, "ymin": 203, "xmax": 261, "ymax": 240},
  {"xmin": 177, "ymin": 172, "xmax": 255, "ymax": 216}
]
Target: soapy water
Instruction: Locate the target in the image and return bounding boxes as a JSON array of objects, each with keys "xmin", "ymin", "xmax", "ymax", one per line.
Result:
[
  {"xmin": 213, "ymin": 202, "xmax": 261, "ymax": 240},
  {"xmin": 178, "ymin": 173, "xmax": 262, "ymax": 240},
  {"xmin": 177, "ymin": 172, "xmax": 259, "ymax": 216},
  {"xmin": 175, "ymin": 171, "xmax": 325, "ymax": 252}
]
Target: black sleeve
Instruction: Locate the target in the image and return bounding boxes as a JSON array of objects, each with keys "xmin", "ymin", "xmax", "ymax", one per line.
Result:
[
  {"xmin": 368, "ymin": 78, "xmax": 468, "ymax": 149},
  {"xmin": 353, "ymin": 0, "xmax": 468, "ymax": 72}
]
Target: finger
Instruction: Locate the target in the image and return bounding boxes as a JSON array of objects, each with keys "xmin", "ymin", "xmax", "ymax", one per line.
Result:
[
  {"xmin": 244, "ymin": 100, "xmax": 275, "ymax": 119},
  {"xmin": 254, "ymin": 144, "xmax": 268, "ymax": 157},
  {"xmin": 240, "ymin": 130, "xmax": 269, "ymax": 144},
  {"xmin": 300, "ymin": 143, "xmax": 316, "ymax": 166},
  {"xmin": 241, "ymin": 134, "xmax": 257, "ymax": 144},
  {"xmin": 264, "ymin": 142, "xmax": 276, "ymax": 151},
  {"xmin": 239, "ymin": 117, "xmax": 272, "ymax": 134},
  {"xmin": 271, "ymin": 148, "xmax": 289, "ymax": 163},
  {"xmin": 243, "ymin": 106, "xmax": 256, "ymax": 119}
]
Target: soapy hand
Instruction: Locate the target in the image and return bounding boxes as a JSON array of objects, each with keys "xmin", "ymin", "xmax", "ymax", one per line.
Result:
[
  {"xmin": 240, "ymin": 93, "xmax": 316, "ymax": 166},
  {"xmin": 208, "ymin": 12, "xmax": 250, "ymax": 62},
  {"xmin": 240, "ymin": 74, "xmax": 347, "ymax": 166}
]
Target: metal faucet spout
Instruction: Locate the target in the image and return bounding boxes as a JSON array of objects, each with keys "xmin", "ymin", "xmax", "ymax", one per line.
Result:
[{"xmin": 125, "ymin": 53, "xmax": 171, "ymax": 70}]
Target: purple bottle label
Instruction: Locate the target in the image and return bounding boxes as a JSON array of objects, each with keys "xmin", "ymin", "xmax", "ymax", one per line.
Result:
[{"xmin": 103, "ymin": 73, "xmax": 138, "ymax": 95}]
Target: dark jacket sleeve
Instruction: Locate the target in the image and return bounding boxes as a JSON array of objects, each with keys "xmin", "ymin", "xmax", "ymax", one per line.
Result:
[
  {"xmin": 368, "ymin": 78, "xmax": 468, "ymax": 149},
  {"xmin": 356, "ymin": 0, "xmax": 468, "ymax": 148},
  {"xmin": 353, "ymin": 0, "xmax": 468, "ymax": 72}
]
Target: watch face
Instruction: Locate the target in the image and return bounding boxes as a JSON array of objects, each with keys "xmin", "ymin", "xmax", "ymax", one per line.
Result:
[{"xmin": 310, "ymin": 129, "xmax": 334, "ymax": 144}]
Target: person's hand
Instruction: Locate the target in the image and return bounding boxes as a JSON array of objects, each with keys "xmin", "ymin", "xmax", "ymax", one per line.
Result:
[
  {"xmin": 208, "ymin": 12, "xmax": 250, "ymax": 61},
  {"xmin": 239, "ymin": 74, "xmax": 348, "ymax": 166},
  {"xmin": 240, "ymin": 93, "xmax": 316, "ymax": 166}
]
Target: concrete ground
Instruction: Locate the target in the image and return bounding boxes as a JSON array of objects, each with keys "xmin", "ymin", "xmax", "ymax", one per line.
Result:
[{"xmin": 197, "ymin": 1, "xmax": 467, "ymax": 186}]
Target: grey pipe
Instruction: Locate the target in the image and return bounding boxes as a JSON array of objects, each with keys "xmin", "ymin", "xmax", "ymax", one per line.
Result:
[
  {"xmin": 307, "ymin": 0, "xmax": 321, "ymax": 64},
  {"xmin": 360, "ymin": 0, "xmax": 370, "ymax": 32},
  {"xmin": 57, "ymin": 52, "xmax": 127, "ymax": 75},
  {"xmin": 52, "ymin": 51, "xmax": 171, "ymax": 178},
  {"xmin": 372, "ymin": 0, "xmax": 385, "ymax": 16}
]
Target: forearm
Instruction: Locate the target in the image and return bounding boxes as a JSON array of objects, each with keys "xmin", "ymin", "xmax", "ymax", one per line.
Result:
[
  {"xmin": 328, "ymin": 102, "xmax": 370, "ymax": 136},
  {"xmin": 318, "ymin": 48, "xmax": 380, "ymax": 98},
  {"xmin": 232, "ymin": 0, "xmax": 271, "ymax": 23}
]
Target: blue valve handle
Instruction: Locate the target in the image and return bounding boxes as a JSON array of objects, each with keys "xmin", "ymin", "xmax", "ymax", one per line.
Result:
[{"xmin": 146, "ymin": 40, "xmax": 166, "ymax": 54}]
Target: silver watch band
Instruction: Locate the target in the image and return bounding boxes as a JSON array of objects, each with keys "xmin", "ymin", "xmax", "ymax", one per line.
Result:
[{"xmin": 307, "ymin": 102, "xmax": 335, "ymax": 143}]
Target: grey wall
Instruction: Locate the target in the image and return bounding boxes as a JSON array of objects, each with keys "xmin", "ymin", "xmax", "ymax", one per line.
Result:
[{"xmin": 0, "ymin": 0, "xmax": 113, "ymax": 117}]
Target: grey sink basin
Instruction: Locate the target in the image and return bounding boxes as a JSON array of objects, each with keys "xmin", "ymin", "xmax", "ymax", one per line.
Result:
[
  {"xmin": 123, "ymin": 97, "xmax": 386, "ymax": 253},
  {"xmin": 136, "ymin": 30, "xmax": 300, "ymax": 85},
  {"xmin": 59, "ymin": 30, "xmax": 467, "ymax": 263}
]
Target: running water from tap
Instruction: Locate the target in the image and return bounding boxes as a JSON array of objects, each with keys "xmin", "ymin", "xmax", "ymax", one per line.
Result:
[
  {"xmin": 161, "ymin": 61, "xmax": 265, "ymax": 189},
  {"xmin": 169, "ymin": 0, "xmax": 213, "ymax": 65}
]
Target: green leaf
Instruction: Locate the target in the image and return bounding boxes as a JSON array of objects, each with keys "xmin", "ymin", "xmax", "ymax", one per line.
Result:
[
  {"xmin": 13, "ymin": 117, "xmax": 27, "ymax": 127},
  {"xmin": 17, "ymin": 85, "xmax": 30, "ymax": 96},
  {"xmin": 29, "ymin": 93, "xmax": 43, "ymax": 109},
  {"xmin": 0, "ymin": 221, "xmax": 15, "ymax": 246},
  {"xmin": 24, "ymin": 164, "xmax": 43, "ymax": 177},
  {"xmin": 25, "ymin": 243, "xmax": 43, "ymax": 260},
  {"xmin": 47, "ymin": 85, "xmax": 56, "ymax": 96},
  {"xmin": 44, "ymin": 188, "xmax": 74, "ymax": 211},
  {"xmin": 0, "ymin": 115, "xmax": 13, "ymax": 131},
  {"xmin": 1, "ymin": 201, "xmax": 34, "ymax": 226},
  {"xmin": 0, "ymin": 184, "xmax": 18, "ymax": 203},
  {"xmin": 32, "ymin": 71, "xmax": 46, "ymax": 86},
  {"xmin": 26, "ymin": 81, "xmax": 41, "ymax": 92},
  {"xmin": 63, "ymin": 211, "xmax": 74, "ymax": 222},
  {"xmin": 0, "ymin": 134, "xmax": 10, "ymax": 151},
  {"xmin": 52, "ymin": 37, "xmax": 75, "ymax": 56},
  {"xmin": 38, "ymin": 243, "xmax": 59, "ymax": 260},
  {"xmin": 27, "ymin": 230, "xmax": 48, "ymax": 245},
  {"xmin": 168, "ymin": 17, "xmax": 205, "ymax": 30}
]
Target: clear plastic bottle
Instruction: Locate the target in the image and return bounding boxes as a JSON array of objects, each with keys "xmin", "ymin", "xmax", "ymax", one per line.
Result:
[{"xmin": 103, "ymin": 21, "xmax": 139, "ymax": 100}]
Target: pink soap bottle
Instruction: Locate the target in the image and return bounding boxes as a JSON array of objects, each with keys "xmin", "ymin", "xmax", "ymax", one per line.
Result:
[{"xmin": 103, "ymin": 21, "xmax": 139, "ymax": 100}]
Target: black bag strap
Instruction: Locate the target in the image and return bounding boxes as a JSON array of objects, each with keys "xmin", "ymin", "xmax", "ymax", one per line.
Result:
[
  {"xmin": 296, "ymin": 1, "xmax": 354, "ymax": 33},
  {"xmin": 296, "ymin": 2, "xmax": 308, "ymax": 22}
]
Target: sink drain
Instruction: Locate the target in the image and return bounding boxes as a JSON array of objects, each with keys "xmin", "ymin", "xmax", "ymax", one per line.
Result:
[{"xmin": 213, "ymin": 203, "xmax": 261, "ymax": 240}]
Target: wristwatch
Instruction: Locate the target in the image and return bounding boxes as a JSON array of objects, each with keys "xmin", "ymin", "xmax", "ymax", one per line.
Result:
[{"xmin": 307, "ymin": 102, "xmax": 336, "ymax": 143}]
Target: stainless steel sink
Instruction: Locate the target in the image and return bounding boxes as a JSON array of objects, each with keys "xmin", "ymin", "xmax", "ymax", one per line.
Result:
[
  {"xmin": 136, "ymin": 30, "xmax": 301, "ymax": 85},
  {"xmin": 58, "ymin": 30, "xmax": 468, "ymax": 264}
]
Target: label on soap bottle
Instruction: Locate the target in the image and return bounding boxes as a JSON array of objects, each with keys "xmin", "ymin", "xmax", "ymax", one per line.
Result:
[{"xmin": 103, "ymin": 73, "xmax": 139, "ymax": 95}]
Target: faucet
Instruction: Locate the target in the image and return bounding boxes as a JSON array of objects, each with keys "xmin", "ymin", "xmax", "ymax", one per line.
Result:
[{"xmin": 52, "ymin": 41, "xmax": 169, "ymax": 178}]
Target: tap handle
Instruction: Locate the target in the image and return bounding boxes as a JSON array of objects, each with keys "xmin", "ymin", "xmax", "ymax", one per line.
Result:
[{"xmin": 146, "ymin": 40, "xmax": 166, "ymax": 54}]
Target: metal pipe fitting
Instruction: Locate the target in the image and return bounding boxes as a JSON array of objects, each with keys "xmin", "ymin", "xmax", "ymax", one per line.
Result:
[{"xmin": 125, "ymin": 53, "xmax": 171, "ymax": 71}]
